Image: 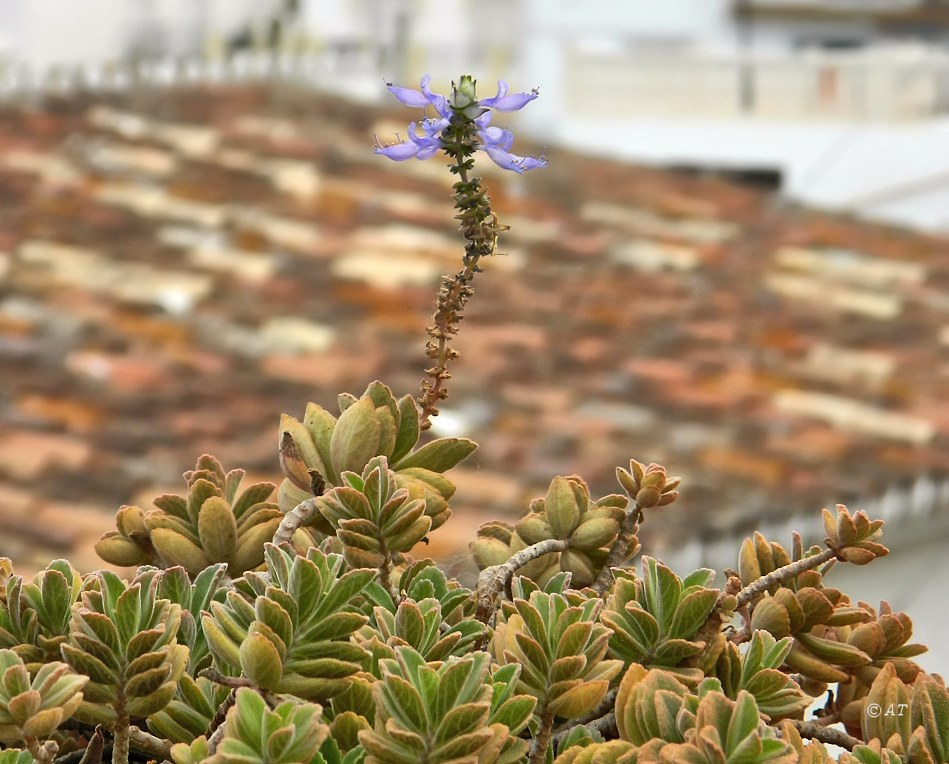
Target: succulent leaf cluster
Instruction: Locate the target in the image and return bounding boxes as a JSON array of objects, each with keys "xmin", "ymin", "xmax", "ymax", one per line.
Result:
[
  {"xmin": 492, "ymin": 577, "xmax": 623, "ymax": 720},
  {"xmin": 314, "ymin": 456, "xmax": 432, "ymax": 570},
  {"xmin": 0, "ymin": 560, "xmax": 83, "ymax": 670},
  {"xmin": 856, "ymin": 663, "xmax": 949, "ymax": 764},
  {"xmin": 712, "ymin": 631, "xmax": 810, "ymax": 721},
  {"xmin": 738, "ymin": 530, "xmax": 884, "ymax": 685},
  {"xmin": 202, "ymin": 545, "xmax": 373, "ymax": 700},
  {"xmin": 0, "ymin": 649, "xmax": 87, "ymax": 745},
  {"xmin": 615, "ymin": 666, "xmax": 794, "ymax": 763},
  {"xmin": 96, "ymin": 455, "xmax": 282, "ymax": 576},
  {"xmin": 278, "ymin": 382, "xmax": 476, "ymax": 532},
  {"xmin": 171, "ymin": 687, "xmax": 334, "ymax": 764},
  {"xmin": 473, "ymin": 475, "xmax": 630, "ymax": 588},
  {"xmin": 359, "ymin": 647, "xmax": 534, "ymax": 764},
  {"xmin": 601, "ymin": 559, "xmax": 719, "ymax": 683},
  {"xmin": 61, "ymin": 569, "xmax": 188, "ymax": 726}
]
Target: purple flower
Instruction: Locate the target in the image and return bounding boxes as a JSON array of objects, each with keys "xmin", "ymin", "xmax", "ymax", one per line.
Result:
[{"xmin": 374, "ymin": 75, "xmax": 546, "ymax": 173}]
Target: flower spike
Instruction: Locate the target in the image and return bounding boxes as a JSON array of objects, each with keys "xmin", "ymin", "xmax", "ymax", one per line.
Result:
[{"xmin": 375, "ymin": 74, "xmax": 546, "ymax": 173}]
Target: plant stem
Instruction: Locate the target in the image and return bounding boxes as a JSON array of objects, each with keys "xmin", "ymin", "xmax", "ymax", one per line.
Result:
[
  {"xmin": 272, "ymin": 497, "xmax": 319, "ymax": 547},
  {"xmin": 418, "ymin": 113, "xmax": 505, "ymax": 430},
  {"xmin": 551, "ymin": 712, "xmax": 618, "ymax": 749},
  {"xmin": 736, "ymin": 547, "xmax": 837, "ymax": 608},
  {"xmin": 111, "ymin": 708, "xmax": 129, "ymax": 764},
  {"xmin": 592, "ymin": 503, "xmax": 643, "ymax": 595},
  {"xmin": 25, "ymin": 736, "xmax": 58, "ymax": 764},
  {"xmin": 785, "ymin": 719, "xmax": 861, "ymax": 751},
  {"xmin": 378, "ymin": 535, "xmax": 398, "ymax": 601},
  {"xmin": 528, "ymin": 704, "xmax": 555, "ymax": 764},
  {"xmin": 128, "ymin": 726, "xmax": 172, "ymax": 761},
  {"xmin": 475, "ymin": 538, "xmax": 568, "ymax": 623}
]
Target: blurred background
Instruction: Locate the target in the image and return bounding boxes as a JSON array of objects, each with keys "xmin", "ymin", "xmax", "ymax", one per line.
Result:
[{"xmin": 0, "ymin": 0, "xmax": 947, "ymax": 668}]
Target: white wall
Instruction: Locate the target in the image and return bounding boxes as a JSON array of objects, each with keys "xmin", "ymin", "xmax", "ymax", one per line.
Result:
[{"xmin": 0, "ymin": 0, "xmax": 283, "ymax": 69}]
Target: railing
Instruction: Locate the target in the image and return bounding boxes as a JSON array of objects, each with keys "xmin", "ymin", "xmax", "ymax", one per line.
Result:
[{"xmin": 565, "ymin": 47, "xmax": 949, "ymax": 121}]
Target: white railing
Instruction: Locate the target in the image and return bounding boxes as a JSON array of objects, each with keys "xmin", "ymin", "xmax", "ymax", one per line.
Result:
[{"xmin": 565, "ymin": 47, "xmax": 949, "ymax": 121}]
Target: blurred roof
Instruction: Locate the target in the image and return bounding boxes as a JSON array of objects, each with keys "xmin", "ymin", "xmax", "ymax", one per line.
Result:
[{"xmin": 0, "ymin": 83, "xmax": 947, "ymax": 576}]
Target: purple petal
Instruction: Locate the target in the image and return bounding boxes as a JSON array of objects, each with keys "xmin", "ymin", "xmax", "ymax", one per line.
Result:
[
  {"xmin": 420, "ymin": 74, "xmax": 450, "ymax": 118},
  {"xmin": 488, "ymin": 90, "xmax": 539, "ymax": 112},
  {"xmin": 478, "ymin": 126, "xmax": 514, "ymax": 151},
  {"xmin": 374, "ymin": 141, "xmax": 422, "ymax": 161},
  {"xmin": 415, "ymin": 143, "xmax": 441, "ymax": 160},
  {"xmin": 481, "ymin": 79, "xmax": 539, "ymax": 111},
  {"xmin": 419, "ymin": 117, "xmax": 449, "ymax": 137},
  {"xmin": 483, "ymin": 145, "xmax": 547, "ymax": 173},
  {"xmin": 386, "ymin": 83, "xmax": 430, "ymax": 109}
]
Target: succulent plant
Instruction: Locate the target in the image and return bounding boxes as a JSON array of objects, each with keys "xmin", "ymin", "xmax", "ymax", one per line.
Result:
[
  {"xmin": 0, "ymin": 750, "xmax": 35, "ymax": 764},
  {"xmin": 839, "ymin": 740, "xmax": 907, "ymax": 764},
  {"xmin": 857, "ymin": 662, "xmax": 949, "ymax": 764},
  {"xmin": 0, "ymin": 649, "xmax": 87, "ymax": 748},
  {"xmin": 155, "ymin": 563, "xmax": 229, "ymax": 674},
  {"xmin": 146, "ymin": 673, "xmax": 229, "ymax": 745},
  {"xmin": 737, "ymin": 530, "xmax": 884, "ymax": 686},
  {"xmin": 314, "ymin": 456, "xmax": 432, "ymax": 573},
  {"xmin": 96, "ymin": 455, "xmax": 283, "ymax": 576},
  {"xmin": 555, "ymin": 739, "xmax": 638, "ymax": 764},
  {"xmin": 471, "ymin": 476, "xmax": 629, "ymax": 589},
  {"xmin": 660, "ymin": 681, "xmax": 795, "ymax": 764},
  {"xmin": 202, "ymin": 545, "xmax": 373, "ymax": 700},
  {"xmin": 278, "ymin": 381, "xmax": 476, "ymax": 532},
  {"xmin": 712, "ymin": 631, "xmax": 810, "ymax": 721},
  {"xmin": 776, "ymin": 722, "xmax": 837, "ymax": 764},
  {"xmin": 0, "ymin": 560, "xmax": 83, "ymax": 671},
  {"xmin": 492, "ymin": 574, "xmax": 623, "ymax": 754},
  {"xmin": 821, "ymin": 505, "xmax": 889, "ymax": 566},
  {"xmin": 60, "ymin": 568, "xmax": 188, "ymax": 764},
  {"xmin": 601, "ymin": 559, "xmax": 719, "ymax": 683},
  {"xmin": 614, "ymin": 459, "xmax": 681, "ymax": 511},
  {"xmin": 614, "ymin": 664, "xmax": 693, "ymax": 746},
  {"xmin": 170, "ymin": 687, "xmax": 333, "ymax": 764},
  {"xmin": 359, "ymin": 646, "xmax": 534, "ymax": 764}
]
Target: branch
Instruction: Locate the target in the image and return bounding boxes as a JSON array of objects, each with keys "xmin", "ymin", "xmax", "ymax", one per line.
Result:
[
  {"xmin": 272, "ymin": 497, "xmax": 319, "ymax": 547},
  {"xmin": 475, "ymin": 538, "xmax": 568, "ymax": 623},
  {"xmin": 129, "ymin": 726, "xmax": 172, "ymax": 761},
  {"xmin": 528, "ymin": 705, "xmax": 555, "ymax": 764},
  {"xmin": 736, "ymin": 547, "xmax": 837, "ymax": 607},
  {"xmin": 592, "ymin": 504, "xmax": 643, "ymax": 595},
  {"xmin": 552, "ymin": 689, "xmax": 618, "ymax": 737},
  {"xmin": 786, "ymin": 719, "xmax": 862, "ymax": 751},
  {"xmin": 551, "ymin": 712, "xmax": 618, "ymax": 749}
]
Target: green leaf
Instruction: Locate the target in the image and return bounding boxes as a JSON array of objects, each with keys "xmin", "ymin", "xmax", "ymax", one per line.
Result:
[
  {"xmin": 668, "ymin": 588, "xmax": 719, "ymax": 640},
  {"xmin": 642, "ymin": 558, "xmax": 681, "ymax": 635},
  {"xmin": 331, "ymin": 397, "xmax": 382, "ymax": 477},
  {"xmin": 391, "ymin": 438, "xmax": 477, "ymax": 473},
  {"xmin": 391, "ymin": 396, "xmax": 421, "ymax": 463},
  {"xmin": 725, "ymin": 691, "xmax": 762, "ymax": 755},
  {"xmin": 492, "ymin": 695, "xmax": 536, "ymax": 732}
]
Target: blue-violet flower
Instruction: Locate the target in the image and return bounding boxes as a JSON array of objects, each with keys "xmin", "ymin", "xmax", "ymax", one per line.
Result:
[{"xmin": 375, "ymin": 75, "xmax": 547, "ymax": 174}]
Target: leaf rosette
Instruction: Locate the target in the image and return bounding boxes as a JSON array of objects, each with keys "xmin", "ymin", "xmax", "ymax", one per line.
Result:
[
  {"xmin": 61, "ymin": 569, "xmax": 188, "ymax": 726},
  {"xmin": 601, "ymin": 558, "xmax": 719, "ymax": 684},
  {"xmin": 201, "ymin": 545, "xmax": 373, "ymax": 701},
  {"xmin": 96, "ymin": 455, "xmax": 283, "ymax": 577},
  {"xmin": 278, "ymin": 381, "xmax": 476, "ymax": 534},
  {"xmin": 491, "ymin": 578, "xmax": 623, "ymax": 721}
]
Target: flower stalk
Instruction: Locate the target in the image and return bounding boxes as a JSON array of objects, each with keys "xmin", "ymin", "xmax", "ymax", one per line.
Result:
[{"xmin": 374, "ymin": 75, "xmax": 545, "ymax": 429}]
